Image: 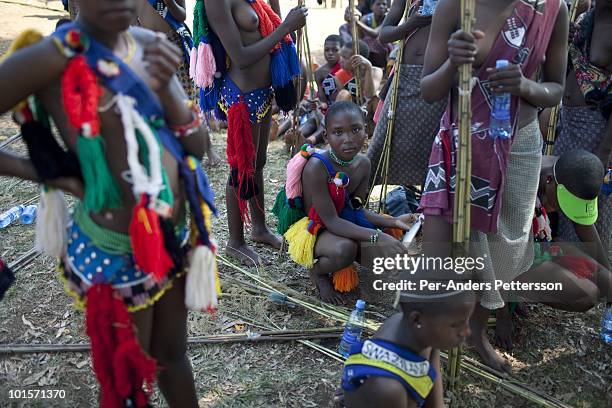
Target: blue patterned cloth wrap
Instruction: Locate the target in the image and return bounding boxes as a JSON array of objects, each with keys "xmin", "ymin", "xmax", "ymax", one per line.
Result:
[{"xmin": 217, "ymin": 75, "xmax": 273, "ymax": 124}]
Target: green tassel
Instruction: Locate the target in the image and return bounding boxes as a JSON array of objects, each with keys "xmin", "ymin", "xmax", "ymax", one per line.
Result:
[
  {"xmin": 271, "ymin": 188, "xmax": 287, "ymax": 219},
  {"xmin": 193, "ymin": 0, "xmax": 209, "ymax": 47},
  {"xmin": 272, "ymin": 188, "xmax": 306, "ymax": 235},
  {"xmin": 77, "ymin": 136, "xmax": 123, "ymax": 212},
  {"xmin": 136, "ymin": 129, "xmax": 174, "ymax": 209}
]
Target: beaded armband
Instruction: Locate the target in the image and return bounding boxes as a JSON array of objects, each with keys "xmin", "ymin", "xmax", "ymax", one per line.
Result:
[
  {"xmin": 168, "ymin": 100, "xmax": 202, "ymax": 138},
  {"xmin": 369, "ymin": 229, "xmax": 382, "ymax": 243}
]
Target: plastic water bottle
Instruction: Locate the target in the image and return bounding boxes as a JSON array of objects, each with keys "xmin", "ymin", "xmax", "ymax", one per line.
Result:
[
  {"xmin": 338, "ymin": 299, "xmax": 366, "ymax": 358},
  {"xmin": 20, "ymin": 205, "xmax": 37, "ymax": 225},
  {"xmin": 0, "ymin": 205, "xmax": 25, "ymax": 229},
  {"xmin": 419, "ymin": 0, "xmax": 438, "ymax": 16},
  {"xmin": 602, "ymin": 167, "xmax": 612, "ymax": 197},
  {"xmin": 601, "ymin": 306, "xmax": 612, "ymax": 345},
  {"xmin": 489, "ymin": 60, "xmax": 512, "ymax": 140}
]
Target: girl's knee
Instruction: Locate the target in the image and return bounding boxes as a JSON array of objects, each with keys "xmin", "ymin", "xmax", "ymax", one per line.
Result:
[
  {"xmin": 334, "ymin": 239, "xmax": 358, "ymax": 264},
  {"xmin": 574, "ymin": 285, "xmax": 599, "ymax": 312}
]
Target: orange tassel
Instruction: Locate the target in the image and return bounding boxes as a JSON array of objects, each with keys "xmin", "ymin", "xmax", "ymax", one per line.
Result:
[
  {"xmin": 129, "ymin": 194, "xmax": 174, "ymax": 282},
  {"xmin": 384, "ymin": 227, "xmax": 404, "ymax": 240},
  {"xmin": 332, "ymin": 265, "xmax": 359, "ymax": 293},
  {"xmin": 382, "ymin": 214, "xmax": 403, "ymax": 240}
]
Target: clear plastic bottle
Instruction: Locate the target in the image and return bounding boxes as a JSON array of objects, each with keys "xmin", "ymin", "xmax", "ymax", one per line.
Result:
[
  {"xmin": 419, "ymin": 0, "xmax": 438, "ymax": 16},
  {"xmin": 338, "ymin": 299, "xmax": 366, "ymax": 358},
  {"xmin": 20, "ymin": 205, "xmax": 37, "ymax": 225},
  {"xmin": 0, "ymin": 205, "xmax": 25, "ymax": 229},
  {"xmin": 489, "ymin": 60, "xmax": 512, "ymax": 140},
  {"xmin": 600, "ymin": 306, "xmax": 612, "ymax": 345},
  {"xmin": 602, "ymin": 167, "xmax": 612, "ymax": 197}
]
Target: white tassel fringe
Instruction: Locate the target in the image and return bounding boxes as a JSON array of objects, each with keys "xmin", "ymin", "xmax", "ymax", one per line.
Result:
[
  {"xmin": 185, "ymin": 245, "xmax": 218, "ymax": 312},
  {"xmin": 35, "ymin": 189, "xmax": 68, "ymax": 257}
]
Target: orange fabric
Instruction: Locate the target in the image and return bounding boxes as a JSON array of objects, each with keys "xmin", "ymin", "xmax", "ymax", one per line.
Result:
[
  {"xmin": 332, "ymin": 265, "xmax": 359, "ymax": 293},
  {"xmin": 334, "ymin": 69, "xmax": 353, "ymax": 86}
]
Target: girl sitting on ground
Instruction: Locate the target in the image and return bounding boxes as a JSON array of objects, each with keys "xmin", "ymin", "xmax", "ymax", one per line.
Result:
[{"xmin": 273, "ymin": 101, "xmax": 414, "ymax": 304}]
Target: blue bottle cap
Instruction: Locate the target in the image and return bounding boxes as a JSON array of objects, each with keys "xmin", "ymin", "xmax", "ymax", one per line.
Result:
[
  {"xmin": 356, "ymin": 299, "xmax": 366, "ymax": 309},
  {"xmin": 496, "ymin": 60, "xmax": 509, "ymax": 69}
]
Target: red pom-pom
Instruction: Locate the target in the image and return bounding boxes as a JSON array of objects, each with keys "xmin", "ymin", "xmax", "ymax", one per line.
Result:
[
  {"xmin": 62, "ymin": 55, "xmax": 102, "ymax": 137},
  {"xmin": 129, "ymin": 194, "xmax": 174, "ymax": 282}
]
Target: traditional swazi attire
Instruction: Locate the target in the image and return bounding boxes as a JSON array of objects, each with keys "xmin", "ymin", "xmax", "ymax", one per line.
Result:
[
  {"xmin": 553, "ymin": 9, "xmax": 612, "ymax": 253},
  {"xmin": 145, "ymin": 0, "xmax": 196, "ymax": 100},
  {"xmin": 342, "ymin": 339, "xmax": 438, "ymax": 407},
  {"xmin": 322, "ymin": 69, "xmax": 360, "ymax": 105},
  {"xmin": 420, "ymin": 0, "xmax": 562, "ymax": 309},
  {"xmin": 7, "ymin": 23, "xmax": 219, "ymax": 407},
  {"xmin": 272, "ymin": 145, "xmax": 375, "ymax": 293},
  {"xmin": 190, "ymin": 0, "xmax": 300, "ymax": 222},
  {"xmin": 367, "ymin": 1, "xmax": 445, "ymax": 188}
]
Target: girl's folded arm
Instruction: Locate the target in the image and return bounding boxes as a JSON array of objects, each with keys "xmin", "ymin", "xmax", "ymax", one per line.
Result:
[{"xmin": 303, "ymin": 159, "xmax": 375, "ymax": 242}]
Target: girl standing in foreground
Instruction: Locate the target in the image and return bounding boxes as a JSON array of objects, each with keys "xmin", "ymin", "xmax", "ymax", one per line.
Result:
[
  {"xmin": 419, "ymin": 0, "xmax": 568, "ymax": 373},
  {"xmin": 0, "ymin": 0, "xmax": 218, "ymax": 405}
]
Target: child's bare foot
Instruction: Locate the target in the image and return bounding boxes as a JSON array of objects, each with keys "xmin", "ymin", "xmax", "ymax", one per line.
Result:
[
  {"xmin": 494, "ymin": 306, "xmax": 513, "ymax": 351},
  {"xmin": 226, "ymin": 242, "xmax": 262, "ymax": 266},
  {"xmin": 206, "ymin": 148, "xmax": 222, "ymax": 167},
  {"xmin": 310, "ymin": 270, "xmax": 344, "ymax": 304},
  {"xmin": 251, "ymin": 228, "xmax": 283, "ymax": 250},
  {"xmin": 468, "ymin": 330, "xmax": 512, "ymax": 374}
]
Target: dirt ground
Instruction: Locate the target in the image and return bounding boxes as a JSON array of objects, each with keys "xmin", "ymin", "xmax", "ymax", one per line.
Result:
[{"xmin": 0, "ymin": 1, "xmax": 611, "ymax": 407}]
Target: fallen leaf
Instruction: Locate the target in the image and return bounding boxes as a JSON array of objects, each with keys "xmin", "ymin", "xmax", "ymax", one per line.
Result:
[
  {"xmin": 21, "ymin": 315, "xmax": 35, "ymax": 330},
  {"xmin": 55, "ymin": 326, "xmax": 66, "ymax": 338},
  {"xmin": 76, "ymin": 360, "xmax": 89, "ymax": 369}
]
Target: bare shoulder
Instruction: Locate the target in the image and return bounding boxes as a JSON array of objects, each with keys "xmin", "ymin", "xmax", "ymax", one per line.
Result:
[
  {"xmin": 434, "ymin": 0, "xmax": 460, "ymax": 29},
  {"xmin": 372, "ymin": 66, "xmax": 383, "ymax": 79},
  {"xmin": 315, "ymin": 66, "xmax": 329, "ymax": 81},
  {"xmin": 303, "ymin": 155, "xmax": 329, "ymax": 182},
  {"xmin": 345, "ymin": 377, "xmax": 413, "ymax": 408},
  {"xmin": 355, "ymin": 153, "xmax": 371, "ymax": 170}
]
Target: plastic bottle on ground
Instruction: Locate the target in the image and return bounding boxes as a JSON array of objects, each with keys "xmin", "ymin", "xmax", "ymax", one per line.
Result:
[
  {"xmin": 0, "ymin": 205, "xmax": 25, "ymax": 229},
  {"xmin": 338, "ymin": 299, "xmax": 366, "ymax": 358},
  {"xmin": 600, "ymin": 306, "xmax": 612, "ymax": 345},
  {"xmin": 20, "ymin": 205, "xmax": 37, "ymax": 225}
]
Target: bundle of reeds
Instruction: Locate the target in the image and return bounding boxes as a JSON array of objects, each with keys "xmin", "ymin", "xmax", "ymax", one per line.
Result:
[
  {"xmin": 448, "ymin": 0, "xmax": 476, "ymax": 394},
  {"xmin": 349, "ymin": 0, "xmax": 363, "ymax": 105}
]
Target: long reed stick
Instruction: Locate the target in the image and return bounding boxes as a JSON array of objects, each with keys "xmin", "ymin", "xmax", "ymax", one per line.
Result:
[
  {"xmin": 348, "ymin": 0, "xmax": 363, "ymax": 105},
  {"xmin": 448, "ymin": 0, "xmax": 476, "ymax": 394},
  {"xmin": 290, "ymin": 0, "xmax": 306, "ymax": 154}
]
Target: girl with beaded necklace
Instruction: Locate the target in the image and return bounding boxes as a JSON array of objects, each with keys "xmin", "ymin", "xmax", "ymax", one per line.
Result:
[{"xmin": 274, "ymin": 102, "xmax": 414, "ymax": 304}]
